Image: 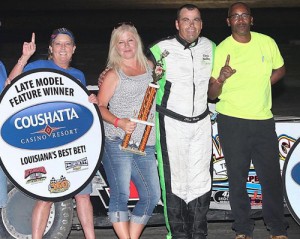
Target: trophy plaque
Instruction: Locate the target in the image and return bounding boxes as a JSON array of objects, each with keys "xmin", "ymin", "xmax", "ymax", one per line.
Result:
[{"xmin": 119, "ymin": 50, "xmax": 169, "ymax": 155}]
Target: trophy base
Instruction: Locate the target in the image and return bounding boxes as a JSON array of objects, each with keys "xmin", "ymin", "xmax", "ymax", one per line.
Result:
[{"xmin": 119, "ymin": 145, "xmax": 146, "ymax": 156}]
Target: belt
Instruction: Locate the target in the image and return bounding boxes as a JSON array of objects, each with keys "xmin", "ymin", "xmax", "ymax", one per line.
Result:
[{"xmin": 156, "ymin": 105, "xmax": 209, "ymax": 123}]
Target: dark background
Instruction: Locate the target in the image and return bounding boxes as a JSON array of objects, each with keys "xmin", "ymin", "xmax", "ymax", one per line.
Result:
[
  {"xmin": 0, "ymin": 7, "xmax": 299, "ymax": 86},
  {"xmin": 1, "ymin": 6, "xmax": 300, "ymax": 116}
]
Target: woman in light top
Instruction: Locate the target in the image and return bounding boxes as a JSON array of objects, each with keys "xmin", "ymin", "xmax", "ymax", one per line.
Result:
[{"xmin": 97, "ymin": 23, "xmax": 160, "ymax": 239}]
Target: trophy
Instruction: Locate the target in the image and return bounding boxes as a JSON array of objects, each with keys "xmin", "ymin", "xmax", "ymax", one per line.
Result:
[{"xmin": 120, "ymin": 50, "xmax": 169, "ymax": 155}]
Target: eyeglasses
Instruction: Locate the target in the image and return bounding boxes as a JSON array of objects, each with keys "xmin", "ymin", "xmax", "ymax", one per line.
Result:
[
  {"xmin": 228, "ymin": 13, "xmax": 250, "ymax": 20},
  {"xmin": 114, "ymin": 22, "xmax": 134, "ymax": 29}
]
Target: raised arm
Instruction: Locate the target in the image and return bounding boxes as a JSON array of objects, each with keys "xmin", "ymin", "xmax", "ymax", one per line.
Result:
[
  {"xmin": 208, "ymin": 54, "xmax": 236, "ymax": 100},
  {"xmin": 7, "ymin": 32, "xmax": 36, "ymax": 83}
]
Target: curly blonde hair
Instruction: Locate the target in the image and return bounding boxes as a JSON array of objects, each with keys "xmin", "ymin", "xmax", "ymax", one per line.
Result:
[{"xmin": 107, "ymin": 23, "xmax": 148, "ymax": 71}]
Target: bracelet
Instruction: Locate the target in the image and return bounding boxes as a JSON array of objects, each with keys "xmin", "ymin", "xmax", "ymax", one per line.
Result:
[
  {"xmin": 216, "ymin": 78, "xmax": 224, "ymax": 85},
  {"xmin": 113, "ymin": 118, "xmax": 120, "ymax": 128}
]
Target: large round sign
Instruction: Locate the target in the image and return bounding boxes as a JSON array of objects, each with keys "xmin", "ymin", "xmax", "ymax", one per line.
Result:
[
  {"xmin": 283, "ymin": 137, "xmax": 300, "ymax": 225},
  {"xmin": 0, "ymin": 69, "xmax": 104, "ymax": 202}
]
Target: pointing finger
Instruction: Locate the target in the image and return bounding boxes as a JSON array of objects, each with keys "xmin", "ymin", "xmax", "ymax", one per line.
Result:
[
  {"xmin": 225, "ymin": 54, "xmax": 230, "ymax": 66},
  {"xmin": 31, "ymin": 32, "xmax": 35, "ymax": 43}
]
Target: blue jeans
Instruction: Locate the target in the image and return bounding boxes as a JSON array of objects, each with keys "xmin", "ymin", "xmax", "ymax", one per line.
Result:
[
  {"xmin": 103, "ymin": 137, "xmax": 161, "ymax": 225},
  {"xmin": 77, "ymin": 182, "xmax": 92, "ymax": 195},
  {"xmin": 0, "ymin": 167, "xmax": 8, "ymax": 208}
]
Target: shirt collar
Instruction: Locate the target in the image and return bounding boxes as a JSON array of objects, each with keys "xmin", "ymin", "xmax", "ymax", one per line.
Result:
[{"xmin": 176, "ymin": 34, "xmax": 199, "ymax": 49}]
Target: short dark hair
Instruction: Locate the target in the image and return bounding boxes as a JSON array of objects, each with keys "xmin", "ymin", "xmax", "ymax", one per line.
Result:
[
  {"xmin": 228, "ymin": 2, "xmax": 251, "ymax": 17},
  {"xmin": 177, "ymin": 4, "xmax": 200, "ymax": 20}
]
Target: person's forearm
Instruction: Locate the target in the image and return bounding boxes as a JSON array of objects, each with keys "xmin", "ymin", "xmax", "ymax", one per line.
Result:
[
  {"xmin": 208, "ymin": 77, "xmax": 224, "ymax": 100},
  {"xmin": 8, "ymin": 55, "xmax": 30, "ymax": 80},
  {"xmin": 99, "ymin": 106, "xmax": 118, "ymax": 126},
  {"xmin": 271, "ymin": 65, "xmax": 286, "ymax": 85}
]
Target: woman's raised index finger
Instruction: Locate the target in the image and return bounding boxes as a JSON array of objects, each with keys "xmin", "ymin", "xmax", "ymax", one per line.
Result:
[
  {"xmin": 31, "ymin": 32, "xmax": 35, "ymax": 43},
  {"xmin": 225, "ymin": 54, "xmax": 230, "ymax": 66}
]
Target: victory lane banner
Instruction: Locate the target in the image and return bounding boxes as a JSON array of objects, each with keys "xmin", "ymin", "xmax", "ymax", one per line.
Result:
[
  {"xmin": 0, "ymin": 69, "xmax": 104, "ymax": 202},
  {"xmin": 283, "ymin": 137, "xmax": 300, "ymax": 225}
]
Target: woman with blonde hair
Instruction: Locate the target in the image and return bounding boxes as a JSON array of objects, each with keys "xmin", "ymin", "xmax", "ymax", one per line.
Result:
[{"xmin": 97, "ymin": 23, "xmax": 160, "ymax": 239}]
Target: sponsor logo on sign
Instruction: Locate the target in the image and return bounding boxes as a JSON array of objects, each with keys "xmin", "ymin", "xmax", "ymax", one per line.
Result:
[
  {"xmin": 278, "ymin": 135, "xmax": 296, "ymax": 160},
  {"xmin": 213, "ymin": 191, "xmax": 229, "ymax": 203},
  {"xmin": 1, "ymin": 102, "xmax": 93, "ymax": 150},
  {"xmin": 48, "ymin": 175, "xmax": 70, "ymax": 193},
  {"xmin": 25, "ymin": 166, "xmax": 47, "ymax": 184},
  {"xmin": 65, "ymin": 157, "xmax": 89, "ymax": 172}
]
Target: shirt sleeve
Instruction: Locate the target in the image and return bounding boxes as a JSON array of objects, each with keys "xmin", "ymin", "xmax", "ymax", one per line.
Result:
[
  {"xmin": 0, "ymin": 61, "xmax": 7, "ymax": 93},
  {"xmin": 270, "ymin": 38, "xmax": 284, "ymax": 69},
  {"xmin": 211, "ymin": 46, "xmax": 226, "ymax": 80}
]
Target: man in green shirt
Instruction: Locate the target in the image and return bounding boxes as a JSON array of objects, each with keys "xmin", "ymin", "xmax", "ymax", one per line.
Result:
[{"xmin": 208, "ymin": 2, "xmax": 287, "ymax": 239}]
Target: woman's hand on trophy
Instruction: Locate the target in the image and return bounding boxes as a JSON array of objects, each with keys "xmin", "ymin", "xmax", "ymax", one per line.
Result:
[{"xmin": 119, "ymin": 118, "xmax": 137, "ymax": 134}]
